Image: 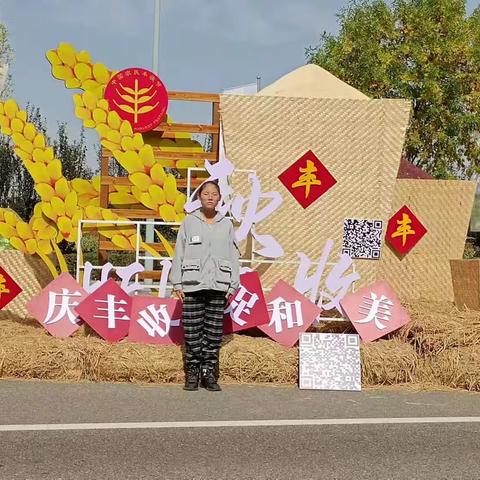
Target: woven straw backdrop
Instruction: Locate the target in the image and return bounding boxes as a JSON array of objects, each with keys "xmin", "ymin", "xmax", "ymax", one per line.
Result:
[
  {"xmin": 0, "ymin": 250, "xmax": 53, "ymax": 322},
  {"xmin": 379, "ymin": 179, "xmax": 476, "ymax": 302},
  {"xmin": 220, "ymin": 95, "xmax": 411, "ymax": 290}
]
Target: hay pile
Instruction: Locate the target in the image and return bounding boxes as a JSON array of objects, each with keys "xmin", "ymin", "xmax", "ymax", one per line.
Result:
[
  {"xmin": 1, "ymin": 300, "xmax": 480, "ymax": 391},
  {"xmin": 0, "ymin": 317, "xmax": 297, "ymax": 385}
]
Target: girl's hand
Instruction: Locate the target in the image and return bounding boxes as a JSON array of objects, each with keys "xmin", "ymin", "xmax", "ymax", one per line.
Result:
[{"xmin": 174, "ymin": 289, "xmax": 185, "ymax": 301}]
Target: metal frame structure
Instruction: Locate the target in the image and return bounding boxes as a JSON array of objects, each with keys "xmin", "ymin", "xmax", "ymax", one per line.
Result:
[{"xmin": 77, "ymin": 165, "xmax": 357, "ymax": 321}]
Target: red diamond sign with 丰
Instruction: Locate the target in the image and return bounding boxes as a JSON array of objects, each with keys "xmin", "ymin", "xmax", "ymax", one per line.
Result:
[
  {"xmin": 0, "ymin": 266, "xmax": 21, "ymax": 310},
  {"xmin": 278, "ymin": 150, "xmax": 337, "ymax": 209},
  {"xmin": 386, "ymin": 205, "xmax": 427, "ymax": 256},
  {"xmin": 76, "ymin": 279, "xmax": 132, "ymax": 342}
]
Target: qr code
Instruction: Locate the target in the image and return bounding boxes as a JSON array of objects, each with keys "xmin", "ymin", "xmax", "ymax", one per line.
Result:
[
  {"xmin": 342, "ymin": 218, "xmax": 383, "ymax": 260},
  {"xmin": 299, "ymin": 333, "xmax": 361, "ymax": 391}
]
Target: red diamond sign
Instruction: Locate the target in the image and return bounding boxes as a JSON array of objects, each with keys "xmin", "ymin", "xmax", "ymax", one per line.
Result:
[
  {"xmin": 76, "ymin": 279, "xmax": 132, "ymax": 342},
  {"xmin": 278, "ymin": 150, "xmax": 337, "ymax": 209},
  {"xmin": 0, "ymin": 266, "xmax": 21, "ymax": 310},
  {"xmin": 386, "ymin": 205, "xmax": 427, "ymax": 256}
]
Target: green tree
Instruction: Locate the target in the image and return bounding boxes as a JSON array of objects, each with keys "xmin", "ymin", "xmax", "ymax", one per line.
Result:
[
  {"xmin": 54, "ymin": 123, "xmax": 94, "ymax": 181},
  {"xmin": 0, "ymin": 23, "xmax": 13, "ymax": 98},
  {"xmin": 306, "ymin": 0, "xmax": 480, "ymax": 179}
]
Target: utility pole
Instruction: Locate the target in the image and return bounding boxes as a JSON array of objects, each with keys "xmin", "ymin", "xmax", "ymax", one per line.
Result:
[
  {"xmin": 145, "ymin": 0, "xmax": 162, "ymax": 278},
  {"xmin": 152, "ymin": 0, "xmax": 161, "ymax": 75}
]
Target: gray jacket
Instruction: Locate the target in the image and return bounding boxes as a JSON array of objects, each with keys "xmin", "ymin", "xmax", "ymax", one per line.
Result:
[{"xmin": 170, "ymin": 210, "xmax": 240, "ymax": 296}]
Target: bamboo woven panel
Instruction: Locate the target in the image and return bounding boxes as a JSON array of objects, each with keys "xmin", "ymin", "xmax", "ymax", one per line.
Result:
[
  {"xmin": 379, "ymin": 179, "xmax": 476, "ymax": 302},
  {"xmin": 221, "ymin": 95, "xmax": 411, "ymax": 289},
  {"xmin": 0, "ymin": 251, "xmax": 53, "ymax": 322}
]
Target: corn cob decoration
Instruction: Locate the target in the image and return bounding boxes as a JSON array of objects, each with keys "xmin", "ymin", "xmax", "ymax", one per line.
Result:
[
  {"xmin": 0, "ymin": 99, "xmax": 169, "ymax": 276},
  {"xmin": 46, "ymin": 42, "xmax": 206, "ymax": 223},
  {"xmin": 0, "ymin": 42, "xmax": 212, "ymax": 276},
  {"xmin": 72, "ymin": 90, "xmax": 187, "ymax": 223}
]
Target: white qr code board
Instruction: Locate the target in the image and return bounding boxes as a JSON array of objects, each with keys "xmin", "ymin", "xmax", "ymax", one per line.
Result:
[
  {"xmin": 299, "ymin": 333, "xmax": 361, "ymax": 391},
  {"xmin": 342, "ymin": 218, "xmax": 383, "ymax": 260}
]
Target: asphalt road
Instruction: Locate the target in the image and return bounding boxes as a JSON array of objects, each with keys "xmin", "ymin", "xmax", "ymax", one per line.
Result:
[{"xmin": 0, "ymin": 380, "xmax": 479, "ymax": 480}]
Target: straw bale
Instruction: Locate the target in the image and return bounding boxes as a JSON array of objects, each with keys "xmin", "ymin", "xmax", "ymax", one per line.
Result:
[
  {"xmin": 395, "ymin": 301, "xmax": 480, "ymax": 355},
  {"xmin": 361, "ymin": 338, "xmax": 420, "ymax": 386},
  {"xmin": 0, "ymin": 319, "xmax": 298, "ymax": 385},
  {"xmin": 0, "ymin": 299, "xmax": 478, "ymax": 390},
  {"xmin": 256, "ymin": 64, "xmax": 369, "ymax": 100},
  {"xmin": 450, "ymin": 259, "xmax": 480, "ymax": 310},
  {"xmin": 427, "ymin": 346, "xmax": 480, "ymax": 392}
]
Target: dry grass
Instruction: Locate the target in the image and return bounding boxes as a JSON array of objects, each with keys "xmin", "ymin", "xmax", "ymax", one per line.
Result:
[
  {"xmin": 361, "ymin": 338, "xmax": 420, "ymax": 386},
  {"xmin": 1, "ymin": 300, "xmax": 480, "ymax": 391},
  {"xmin": 424, "ymin": 347, "xmax": 480, "ymax": 392},
  {"xmin": 395, "ymin": 301, "xmax": 480, "ymax": 355}
]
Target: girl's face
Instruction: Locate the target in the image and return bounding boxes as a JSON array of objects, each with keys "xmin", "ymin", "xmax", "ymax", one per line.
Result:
[{"xmin": 199, "ymin": 183, "xmax": 221, "ymax": 211}]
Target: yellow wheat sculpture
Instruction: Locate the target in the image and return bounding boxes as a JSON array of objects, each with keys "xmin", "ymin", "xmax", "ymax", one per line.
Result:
[{"xmin": 0, "ymin": 43, "xmax": 205, "ymax": 278}]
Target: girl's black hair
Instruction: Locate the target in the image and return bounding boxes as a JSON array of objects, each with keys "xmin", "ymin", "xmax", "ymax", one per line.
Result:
[{"xmin": 197, "ymin": 180, "xmax": 221, "ymax": 197}]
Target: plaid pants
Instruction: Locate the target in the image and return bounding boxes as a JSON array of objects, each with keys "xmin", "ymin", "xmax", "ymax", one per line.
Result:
[{"xmin": 182, "ymin": 290, "xmax": 226, "ymax": 369}]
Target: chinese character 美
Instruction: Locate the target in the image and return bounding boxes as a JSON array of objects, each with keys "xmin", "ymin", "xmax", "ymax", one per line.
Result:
[
  {"xmin": 355, "ymin": 292, "xmax": 393, "ymax": 330},
  {"xmin": 291, "ymin": 159, "xmax": 322, "ymax": 198},
  {"xmin": 391, "ymin": 213, "xmax": 415, "ymax": 246}
]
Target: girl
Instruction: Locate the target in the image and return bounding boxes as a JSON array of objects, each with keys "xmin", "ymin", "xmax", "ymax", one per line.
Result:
[{"xmin": 170, "ymin": 181, "xmax": 240, "ymax": 391}]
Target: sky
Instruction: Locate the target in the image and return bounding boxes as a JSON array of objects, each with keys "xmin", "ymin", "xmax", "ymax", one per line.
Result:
[{"xmin": 0, "ymin": 0, "xmax": 479, "ymax": 167}]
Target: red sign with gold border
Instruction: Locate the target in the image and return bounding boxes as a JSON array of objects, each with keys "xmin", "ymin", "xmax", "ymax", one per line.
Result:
[
  {"xmin": 0, "ymin": 266, "xmax": 22, "ymax": 310},
  {"xmin": 104, "ymin": 67, "xmax": 168, "ymax": 133},
  {"xmin": 278, "ymin": 150, "xmax": 337, "ymax": 209},
  {"xmin": 386, "ymin": 205, "xmax": 427, "ymax": 256}
]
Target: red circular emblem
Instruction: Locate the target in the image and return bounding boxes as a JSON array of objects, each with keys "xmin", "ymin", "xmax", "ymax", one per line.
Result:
[{"xmin": 104, "ymin": 67, "xmax": 168, "ymax": 133}]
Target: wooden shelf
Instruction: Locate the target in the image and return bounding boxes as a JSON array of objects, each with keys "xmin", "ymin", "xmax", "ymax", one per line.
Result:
[
  {"xmin": 110, "ymin": 209, "xmax": 163, "ymax": 219},
  {"xmin": 151, "ymin": 149, "xmax": 216, "ymax": 160},
  {"xmin": 100, "ymin": 176, "xmax": 206, "ymax": 188},
  {"xmin": 168, "ymin": 91, "xmax": 220, "ymax": 102},
  {"xmin": 97, "ymin": 89, "xmax": 220, "ymax": 265},
  {"xmin": 99, "ymin": 240, "xmax": 169, "ymax": 253},
  {"xmin": 153, "ymin": 122, "xmax": 218, "ymax": 134}
]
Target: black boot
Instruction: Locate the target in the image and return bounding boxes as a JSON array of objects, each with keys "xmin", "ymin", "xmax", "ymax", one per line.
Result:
[
  {"xmin": 183, "ymin": 364, "xmax": 200, "ymax": 391},
  {"xmin": 201, "ymin": 364, "xmax": 221, "ymax": 392}
]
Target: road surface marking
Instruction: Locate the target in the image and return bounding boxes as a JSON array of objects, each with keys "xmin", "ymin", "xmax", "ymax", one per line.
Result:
[{"xmin": 1, "ymin": 417, "xmax": 480, "ymax": 432}]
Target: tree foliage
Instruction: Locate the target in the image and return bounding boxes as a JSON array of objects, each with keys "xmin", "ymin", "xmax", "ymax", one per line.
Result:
[
  {"xmin": 0, "ymin": 23, "xmax": 13, "ymax": 98},
  {"xmin": 307, "ymin": 0, "xmax": 480, "ymax": 179},
  {"xmin": 53, "ymin": 123, "xmax": 93, "ymax": 181}
]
